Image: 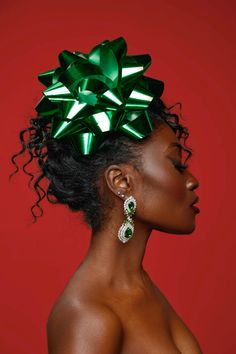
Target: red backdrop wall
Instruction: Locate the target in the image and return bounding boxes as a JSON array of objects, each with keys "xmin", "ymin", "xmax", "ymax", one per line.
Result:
[{"xmin": 1, "ymin": 0, "xmax": 235, "ymax": 353}]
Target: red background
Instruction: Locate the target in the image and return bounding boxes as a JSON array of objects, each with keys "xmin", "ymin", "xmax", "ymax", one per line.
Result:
[{"xmin": 1, "ymin": 0, "xmax": 235, "ymax": 353}]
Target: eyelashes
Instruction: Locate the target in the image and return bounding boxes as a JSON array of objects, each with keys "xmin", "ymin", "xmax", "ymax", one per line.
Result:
[{"xmin": 172, "ymin": 159, "xmax": 189, "ymax": 173}]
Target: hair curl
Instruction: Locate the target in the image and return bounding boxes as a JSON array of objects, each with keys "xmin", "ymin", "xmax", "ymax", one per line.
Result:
[{"xmin": 9, "ymin": 98, "xmax": 192, "ymax": 232}]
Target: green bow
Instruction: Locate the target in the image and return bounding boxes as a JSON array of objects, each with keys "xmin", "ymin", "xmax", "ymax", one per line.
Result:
[{"xmin": 35, "ymin": 37, "xmax": 164, "ymax": 155}]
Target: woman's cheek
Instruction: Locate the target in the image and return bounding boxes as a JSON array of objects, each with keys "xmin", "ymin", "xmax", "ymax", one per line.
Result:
[{"xmin": 140, "ymin": 160, "xmax": 186, "ymax": 207}]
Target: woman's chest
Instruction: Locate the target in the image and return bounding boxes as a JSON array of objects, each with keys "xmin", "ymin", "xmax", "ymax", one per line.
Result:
[{"xmin": 109, "ymin": 292, "xmax": 202, "ymax": 354}]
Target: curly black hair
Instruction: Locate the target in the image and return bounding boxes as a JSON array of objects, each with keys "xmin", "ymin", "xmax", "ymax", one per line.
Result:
[{"xmin": 9, "ymin": 98, "xmax": 192, "ymax": 232}]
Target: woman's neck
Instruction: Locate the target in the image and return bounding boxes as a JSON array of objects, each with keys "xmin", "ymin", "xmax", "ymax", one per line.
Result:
[{"xmin": 80, "ymin": 218, "xmax": 153, "ymax": 290}]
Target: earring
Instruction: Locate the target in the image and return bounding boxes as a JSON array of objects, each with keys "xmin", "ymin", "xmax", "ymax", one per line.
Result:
[{"xmin": 117, "ymin": 194, "xmax": 137, "ymax": 243}]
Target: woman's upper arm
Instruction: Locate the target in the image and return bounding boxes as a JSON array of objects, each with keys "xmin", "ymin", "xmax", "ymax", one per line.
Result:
[{"xmin": 47, "ymin": 305, "xmax": 123, "ymax": 354}]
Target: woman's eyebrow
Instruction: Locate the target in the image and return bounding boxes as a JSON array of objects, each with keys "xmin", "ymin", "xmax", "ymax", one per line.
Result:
[
  {"xmin": 168, "ymin": 142, "xmax": 183, "ymax": 155},
  {"xmin": 169, "ymin": 142, "xmax": 183, "ymax": 150}
]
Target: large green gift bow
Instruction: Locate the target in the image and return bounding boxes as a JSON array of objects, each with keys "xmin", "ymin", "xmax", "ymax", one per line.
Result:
[{"xmin": 35, "ymin": 37, "xmax": 164, "ymax": 155}]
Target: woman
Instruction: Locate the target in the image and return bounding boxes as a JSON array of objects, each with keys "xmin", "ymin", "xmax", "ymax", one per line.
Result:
[{"xmin": 10, "ymin": 37, "xmax": 202, "ymax": 353}]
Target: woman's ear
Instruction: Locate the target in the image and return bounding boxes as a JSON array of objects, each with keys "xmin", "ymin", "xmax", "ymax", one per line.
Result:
[{"xmin": 104, "ymin": 164, "xmax": 134, "ymax": 197}]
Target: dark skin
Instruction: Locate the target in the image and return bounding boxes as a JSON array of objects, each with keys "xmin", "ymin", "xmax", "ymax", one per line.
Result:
[{"xmin": 47, "ymin": 121, "xmax": 202, "ymax": 354}]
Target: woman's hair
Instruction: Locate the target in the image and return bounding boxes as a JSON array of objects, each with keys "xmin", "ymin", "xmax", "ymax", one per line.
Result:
[{"xmin": 9, "ymin": 98, "xmax": 192, "ymax": 232}]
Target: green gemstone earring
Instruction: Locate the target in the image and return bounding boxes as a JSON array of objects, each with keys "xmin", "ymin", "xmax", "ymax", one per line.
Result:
[{"xmin": 117, "ymin": 194, "xmax": 137, "ymax": 243}]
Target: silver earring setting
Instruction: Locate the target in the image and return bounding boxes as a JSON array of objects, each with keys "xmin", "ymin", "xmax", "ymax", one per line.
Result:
[{"xmin": 117, "ymin": 193, "xmax": 137, "ymax": 243}]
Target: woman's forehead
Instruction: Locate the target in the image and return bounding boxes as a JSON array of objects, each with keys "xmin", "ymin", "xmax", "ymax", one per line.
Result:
[{"xmin": 145, "ymin": 122, "xmax": 181, "ymax": 154}]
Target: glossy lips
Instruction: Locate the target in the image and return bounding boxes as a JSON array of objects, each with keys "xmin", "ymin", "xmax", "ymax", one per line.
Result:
[
  {"xmin": 190, "ymin": 196, "xmax": 200, "ymax": 213},
  {"xmin": 191, "ymin": 205, "xmax": 200, "ymax": 213}
]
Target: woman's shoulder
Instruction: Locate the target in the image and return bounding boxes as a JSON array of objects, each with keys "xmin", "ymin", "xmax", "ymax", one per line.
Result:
[
  {"xmin": 47, "ymin": 269, "xmax": 117, "ymax": 324},
  {"xmin": 47, "ymin": 297, "xmax": 122, "ymax": 332},
  {"xmin": 47, "ymin": 290, "xmax": 123, "ymax": 354}
]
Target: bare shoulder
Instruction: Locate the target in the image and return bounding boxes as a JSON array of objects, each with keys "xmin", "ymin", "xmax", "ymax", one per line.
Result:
[{"xmin": 47, "ymin": 300, "xmax": 123, "ymax": 354}]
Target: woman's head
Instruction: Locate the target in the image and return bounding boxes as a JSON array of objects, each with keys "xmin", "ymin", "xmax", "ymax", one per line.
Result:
[
  {"xmin": 9, "ymin": 98, "xmax": 199, "ymax": 234},
  {"xmin": 105, "ymin": 118, "xmax": 200, "ymax": 236}
]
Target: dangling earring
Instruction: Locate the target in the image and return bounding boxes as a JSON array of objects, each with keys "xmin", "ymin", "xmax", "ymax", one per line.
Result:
[{"xmin": 117, "ymin": 193, "xmax": 137, "ymax": 243}]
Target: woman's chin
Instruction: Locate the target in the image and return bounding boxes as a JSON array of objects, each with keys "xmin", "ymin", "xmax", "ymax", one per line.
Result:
[{"xmin": 152, "ymin": 220, "xmax": 197, "ymax": 235}]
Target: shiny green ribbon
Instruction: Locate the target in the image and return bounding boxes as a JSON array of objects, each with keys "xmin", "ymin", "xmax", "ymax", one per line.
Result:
[{"xmin": 35, "ymin": 37, "xmax": 164, "ymax": 155}]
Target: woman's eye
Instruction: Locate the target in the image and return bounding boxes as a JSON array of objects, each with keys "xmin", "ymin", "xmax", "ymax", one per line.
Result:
[{"xmin": 172, "ymin": 160, "xmax": 188, "ymax": 173}]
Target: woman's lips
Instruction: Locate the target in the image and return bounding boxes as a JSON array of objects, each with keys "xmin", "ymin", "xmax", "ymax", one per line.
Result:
[{"xmin": 191, "ymin": 204, "xmax": 200, "ymax": 213}]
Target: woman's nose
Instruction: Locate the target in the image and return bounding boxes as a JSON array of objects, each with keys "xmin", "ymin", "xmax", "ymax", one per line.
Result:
[{"xmin": 186, "ymin": 173, "xmax": 200, "ymax": 191}]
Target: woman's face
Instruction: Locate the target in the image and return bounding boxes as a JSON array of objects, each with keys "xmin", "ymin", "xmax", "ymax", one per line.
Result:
[{"xmin": 135, "ymin": 121, "xmax": 200, "ymax": 234}]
